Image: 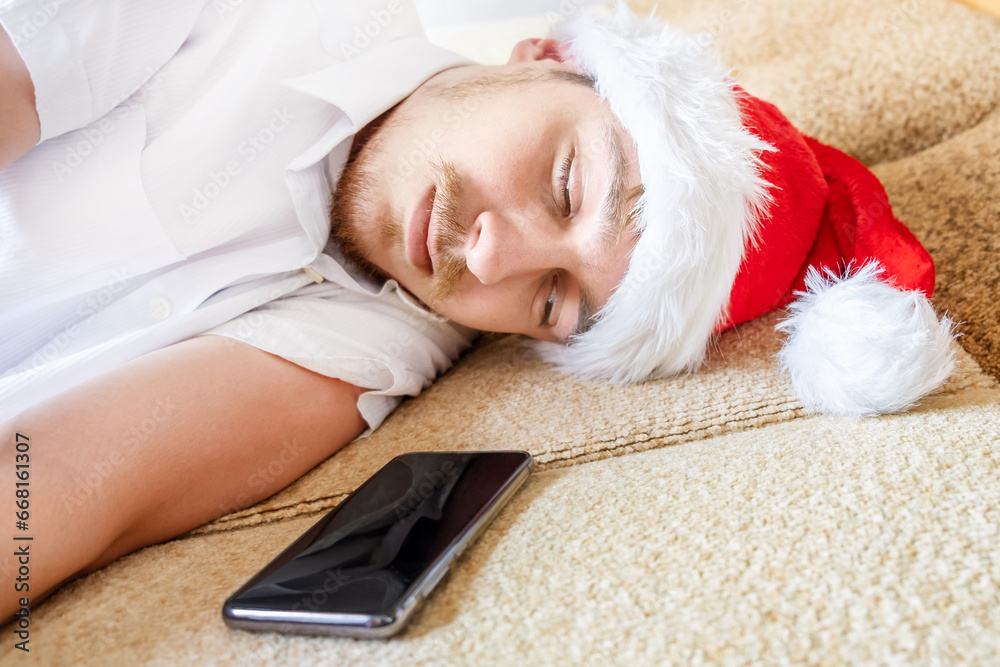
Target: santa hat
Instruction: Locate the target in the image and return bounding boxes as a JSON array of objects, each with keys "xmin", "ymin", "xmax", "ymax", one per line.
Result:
[{"xmin": 539, "ymin": 3, "xmax": 957, "ymax": 418}]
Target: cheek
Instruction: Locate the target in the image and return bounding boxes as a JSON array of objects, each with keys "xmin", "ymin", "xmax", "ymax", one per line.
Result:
[
  {"xmin": 438, "ymin": 119, "xmax": 543, "ymax": 189},
  {"xmin": 607, "ymin": 245, "xmax": 636, "ymax": 296},
  {"xmin": 431, "ymin": 287, "xmax": 525, "ymax": 335},
  {"xmin": 586, "ymin": 237, "xmax": 639, "ymax": 308}
]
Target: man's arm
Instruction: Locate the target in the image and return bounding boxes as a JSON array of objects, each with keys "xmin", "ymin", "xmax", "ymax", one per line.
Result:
[
  {"xmin": 0, "ymin": 335, "xmax": 367, "ymax": 619},
  {"xmin": 0, "ymin": 25, "xmax": 39, "ymax": 169}
]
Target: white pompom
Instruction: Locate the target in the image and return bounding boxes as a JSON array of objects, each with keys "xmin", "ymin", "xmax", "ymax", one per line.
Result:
[{"xmin": 776, "ymin": 263, "xmax": 957, "ymax": 418}]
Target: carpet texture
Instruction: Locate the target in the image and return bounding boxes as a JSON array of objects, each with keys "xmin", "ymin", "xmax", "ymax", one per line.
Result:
[
  {"xmin": 13, "ymin": 361, "xmax": 1000, "ymax": 665},
  {"xmin": 4, "ymin": 0, "xmax": 999, "ymax": 664},
  {"xmin": 873, "ymin": 107, "xmax": 1000, "ymax": 380}
]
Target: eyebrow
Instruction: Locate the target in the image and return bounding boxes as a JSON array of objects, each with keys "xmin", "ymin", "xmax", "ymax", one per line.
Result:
[
  {"xmin": 596, "ymin": 118, "xmax": 632, "ymax": 253},
  {"xmin": 574, "ymin": 283, "xmax": 600, "ymax": 339},
  {"xmin": 569, "ymin": 115, "xmax": 634, "ymax": 340}
]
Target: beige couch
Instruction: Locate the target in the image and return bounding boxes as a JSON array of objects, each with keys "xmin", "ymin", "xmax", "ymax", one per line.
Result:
[{"xmin": 5, "ymin": 0, "xmax": 1000, "ymax": 664}]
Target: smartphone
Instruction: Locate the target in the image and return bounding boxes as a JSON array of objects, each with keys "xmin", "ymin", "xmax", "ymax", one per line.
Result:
[{"xmin": 222, "ymin": 450, "xmax": 534, "ymax": 638}]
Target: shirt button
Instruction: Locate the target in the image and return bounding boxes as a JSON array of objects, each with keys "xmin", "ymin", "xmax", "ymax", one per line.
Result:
[
  {"xmin": 303, "ymin": 266, "xmax": 325, "ymax": 284},
  {"xmin": 148, "ymin": 297, "xmax": 172, "ymax": 320}
]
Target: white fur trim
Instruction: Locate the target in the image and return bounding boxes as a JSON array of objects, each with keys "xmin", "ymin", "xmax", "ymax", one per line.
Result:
[
  {"xmin": 536, "ymin": 3, "xmax": 773, "ymax": 384},
  {"xmin": 776, "ymin": 263, "xmax": 957, "ymax": 418}
]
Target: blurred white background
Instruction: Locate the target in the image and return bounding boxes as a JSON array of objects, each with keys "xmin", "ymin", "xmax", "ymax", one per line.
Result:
[
  {"xmin": 413, "ymin": 0, "xmax": 609, "ymax": 63},
  {"xmin": 413, "ymin": 0, "xmax": 606, "ymax": 27}
]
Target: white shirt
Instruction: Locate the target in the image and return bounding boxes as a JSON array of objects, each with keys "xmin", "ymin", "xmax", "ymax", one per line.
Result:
[{"xmin": 0, "ymin": 0, "xmax": 478, "ymax": 430}]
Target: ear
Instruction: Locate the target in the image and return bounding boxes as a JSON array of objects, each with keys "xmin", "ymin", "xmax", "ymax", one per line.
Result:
[{"xmin": 507, "ymin": 38, "xmax": 575, "ymax": 67}]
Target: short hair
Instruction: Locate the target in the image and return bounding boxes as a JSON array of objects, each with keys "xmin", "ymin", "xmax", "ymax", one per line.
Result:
[{"xmin": 422, "ymin": 65, "xmax": 596, "ymax": 102}]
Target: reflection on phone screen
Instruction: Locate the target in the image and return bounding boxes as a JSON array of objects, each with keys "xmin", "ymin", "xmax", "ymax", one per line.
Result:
[{"xmin": 230, "ymin": 452, "xmax": 524, "ymax": 616}]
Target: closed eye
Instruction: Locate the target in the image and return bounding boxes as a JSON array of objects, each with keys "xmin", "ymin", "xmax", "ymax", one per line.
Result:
[
  {"xmin": 541, "ymin": 274, "xmax": 558, "ymax": 326},
  {"xmin": 559, "ymin": 149, "xmax": 575, "ymax": 217}
]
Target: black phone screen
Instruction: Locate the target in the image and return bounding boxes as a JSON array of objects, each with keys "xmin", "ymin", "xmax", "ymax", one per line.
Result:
[{"xmin": 226, "ymin": 451, "xmax": 530, "ymax": 618}]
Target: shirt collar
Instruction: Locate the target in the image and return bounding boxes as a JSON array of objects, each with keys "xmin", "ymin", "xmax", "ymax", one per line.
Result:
[
  {"xmin": 283, "ymin": 37, "xmax": 471, "ymax": 133},
  {"xmin": 282, "ymin": 35, "xmax": 472, "ymax": 318}
]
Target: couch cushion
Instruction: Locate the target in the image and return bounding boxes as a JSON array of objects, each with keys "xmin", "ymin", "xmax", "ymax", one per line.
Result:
[
  {"xmin": 873, "ymin": 107, "xmax": 1000, "ymax": 380},
  {"xmin": 627, "ymin": 0, "xmax": 1000, "ymax": 165},
  {"xmin": 21, "ymin": 362, "xmax": 1000, "ymax": 664}
]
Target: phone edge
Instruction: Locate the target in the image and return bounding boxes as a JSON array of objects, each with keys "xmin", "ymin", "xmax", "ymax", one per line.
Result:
[{"xmin": 221, "ymin": 450, "xmax": 535, "ymax": 639}]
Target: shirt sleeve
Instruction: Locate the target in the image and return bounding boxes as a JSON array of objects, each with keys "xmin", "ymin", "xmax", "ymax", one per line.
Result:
[
  {"xmin": 199, "ymin": 281, "xmax": 479, "ymax": 437},
  {"xmin": 0, "ymin": 0, "xmax": 208, "ymax": 143}
]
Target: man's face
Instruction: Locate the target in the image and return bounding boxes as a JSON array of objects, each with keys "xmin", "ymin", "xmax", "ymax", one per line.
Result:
[{"xmin": 330, "ymin": 39, "xmax": 641, "ymax": 342}]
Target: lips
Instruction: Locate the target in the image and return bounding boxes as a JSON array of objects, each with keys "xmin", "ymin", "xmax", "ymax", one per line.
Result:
[{"xmin": 405, "ymin": 184, "xmax": 436, "ymax": 275}]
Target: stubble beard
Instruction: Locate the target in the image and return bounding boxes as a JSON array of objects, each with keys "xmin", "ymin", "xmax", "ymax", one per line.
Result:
[
  {"xmin": 328, "ymin": 135, "xmax": 469, "ymax": 304},
  {"xmin": 328, "ymin": 125, "xmax": 401, "ymax": 284}
]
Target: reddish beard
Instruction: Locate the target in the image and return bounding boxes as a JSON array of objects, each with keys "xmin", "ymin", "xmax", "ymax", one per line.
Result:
[{"xmin": 329, "ymin": 145, "xmax": 469, "ymax": 303}]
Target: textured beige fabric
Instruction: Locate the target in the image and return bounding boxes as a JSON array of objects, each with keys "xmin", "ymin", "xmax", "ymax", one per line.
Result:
[
  {"xmin": 13, "ymin": 358, "xmax": 1000, "ymax": 665},
  {"xmin": 628, "ymin": 0, "xmax": 1000, "ymax": 166},
  {"xmin": 4, "ymin": 0, "xmax": 1000, "ymax": 664},
  {"xmin": 873, "ymin": 107, "xmax": 1000, "ymax": 380}
]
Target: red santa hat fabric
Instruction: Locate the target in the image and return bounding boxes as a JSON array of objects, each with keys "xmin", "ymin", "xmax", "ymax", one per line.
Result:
[
  {"xmin": 540, "ymin": 3, "xmax": 956, "ymax": 417},
  {"xmin": 721, "ymin": 94, "xmax": 936, "ymax": 329}
]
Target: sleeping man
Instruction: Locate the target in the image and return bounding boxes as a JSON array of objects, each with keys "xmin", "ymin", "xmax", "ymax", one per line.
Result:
[{"xmin": 0, "ymin": 0, "xmax": 954, "ymax": 617}]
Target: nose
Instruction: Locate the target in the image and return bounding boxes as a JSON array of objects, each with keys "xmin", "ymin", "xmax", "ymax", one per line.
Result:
[{"xmin": 464, "ymin": 210, "xmax": 563, "ymax": 285}]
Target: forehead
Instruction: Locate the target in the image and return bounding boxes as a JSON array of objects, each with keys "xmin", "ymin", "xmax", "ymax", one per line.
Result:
[
  {"xmin": 430, "ymin": 65, "xmax": 596, "ymax": 98},
  {"xmin": 421, "ymin": 68, "xmax": 613, "ymax": 159},
  {"xmin": 422, "ymin": 66, "xmax": 604, "ymax": 128}
]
